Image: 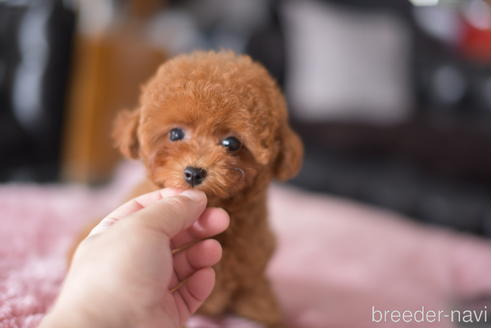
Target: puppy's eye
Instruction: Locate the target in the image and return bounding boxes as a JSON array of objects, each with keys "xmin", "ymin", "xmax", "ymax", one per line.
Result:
[
  {"xmin": 169, "ymin": 128, "xmax": 185, "ymax": 141},
  {"xmin": 221, "ymin": 136, "xmax": 241, "ymax": 152}
]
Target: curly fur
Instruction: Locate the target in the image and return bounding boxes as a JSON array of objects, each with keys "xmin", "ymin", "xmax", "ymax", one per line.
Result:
[{"xmin": 74, "ymin": 50, "xmax": 303, "ymax": 327}]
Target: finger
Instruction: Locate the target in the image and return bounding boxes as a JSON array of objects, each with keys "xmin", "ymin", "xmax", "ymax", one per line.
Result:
[
  {"xmin": 89, "ymin": 189, "xmax": 180, "ymax": 237},
  {"xmin": 171, "ymin": 207, "xmax": 229, "ymax": 250},
  {"xmin": 127, "ymin": 189, "xmax": 207, "ymax": 239},
  {"xmin": 174, "ymin": 268, "xmax": 216, "ymax": 316},
  {"xmin": 104, "ymin": 188, "xmax": 180, "ymax": 220},
  {"xmin": 169, "ymin": 239, "xmax": 222, "ymax": 289}
]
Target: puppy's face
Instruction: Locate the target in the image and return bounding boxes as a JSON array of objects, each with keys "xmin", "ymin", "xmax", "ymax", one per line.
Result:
[
  {"xmin": 113, "ymin": 52, "xmax": 303, "ymax": 200},
  {"xmin": 138, "ymin": 96, "xmax": 268, "ymax": 199}
]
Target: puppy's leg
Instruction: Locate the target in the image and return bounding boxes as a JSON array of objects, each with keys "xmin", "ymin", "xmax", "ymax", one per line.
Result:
[
  {"xmin": 197, "ymin": 281, "xmax": 234, "ymax": 316},
  {"xmin": 66, "ymin": 221, "xmax": 98, "ymax": 265},
  {"xmin": 231, "ymin": 277, "xmax": 284, "ymax": 328}
]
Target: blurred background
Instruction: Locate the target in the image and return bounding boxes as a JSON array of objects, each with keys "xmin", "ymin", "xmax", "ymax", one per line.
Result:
[{"xmin": 0, "ymin": 0, "xmax": 490, "ymax": 239}]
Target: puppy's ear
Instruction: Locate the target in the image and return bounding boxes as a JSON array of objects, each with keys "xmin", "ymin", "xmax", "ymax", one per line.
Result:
[
  {"xmin": 273, "ymin": 126, "xmax": 304, "ymax": 181},
  {"xmin": 241, "ymin": 134, "xmax": 272, "ymax": 167},
  {"xmin": 112, "ymin": 109, "xmax": 140, "ymax": 159}
]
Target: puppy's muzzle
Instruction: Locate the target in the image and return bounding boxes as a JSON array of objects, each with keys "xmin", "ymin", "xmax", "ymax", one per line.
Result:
[{"xmin": 184, "ymin": 166, "xmax": 207, "ymax": 187}]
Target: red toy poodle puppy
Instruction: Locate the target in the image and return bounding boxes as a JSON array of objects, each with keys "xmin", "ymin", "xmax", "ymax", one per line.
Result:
[{"xmin": 72, "ymin": 50, "xmax": 303, "ymax": 328}]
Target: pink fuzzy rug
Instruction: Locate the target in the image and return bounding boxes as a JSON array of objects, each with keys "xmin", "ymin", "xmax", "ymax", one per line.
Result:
[{"xmin": 0, "ymin": 162, "xmax": 489, "ymax": 328}]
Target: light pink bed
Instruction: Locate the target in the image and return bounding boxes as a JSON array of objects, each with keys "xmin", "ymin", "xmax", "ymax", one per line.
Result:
[{"xmin": 0, "ymin": 163, "xmax": 489, "ymax": 328}]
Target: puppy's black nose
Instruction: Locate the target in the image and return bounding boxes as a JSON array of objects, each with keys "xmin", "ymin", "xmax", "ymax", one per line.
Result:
[{"xmin": 184, "ymin": 166, "xmax": 207, "ymax": 187}]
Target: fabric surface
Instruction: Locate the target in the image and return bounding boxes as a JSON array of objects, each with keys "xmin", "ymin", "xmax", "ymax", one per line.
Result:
[{"xmin": 0, "ymin": 162, "xmax": 489, "ymax": 328}]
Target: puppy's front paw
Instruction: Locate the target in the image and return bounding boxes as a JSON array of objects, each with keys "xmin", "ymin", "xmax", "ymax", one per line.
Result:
[{"xmin": 187, "ymin": 315, "xmax": 264, "ymax": 328}]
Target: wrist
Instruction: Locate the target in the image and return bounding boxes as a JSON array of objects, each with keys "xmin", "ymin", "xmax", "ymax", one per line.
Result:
[
  {"xmin": 39, "ymin": 292, "xmax": 134, "ymax": 328},
  {"xmin": 40, "ymin": 308, "xmax": 103, "ymax": 328}
]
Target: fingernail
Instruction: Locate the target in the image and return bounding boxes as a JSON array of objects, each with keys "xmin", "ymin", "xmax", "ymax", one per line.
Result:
[{"xmin": 181, "ymin": 189, "xmax": 206, "ymax": 202}]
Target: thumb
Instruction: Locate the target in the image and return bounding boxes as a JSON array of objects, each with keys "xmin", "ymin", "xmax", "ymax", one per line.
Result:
[{"xmin": 127, "ymin": 189, "xmax": 207, "ymax": 238}]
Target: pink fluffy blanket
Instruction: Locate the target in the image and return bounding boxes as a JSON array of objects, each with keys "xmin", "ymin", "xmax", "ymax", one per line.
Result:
[{"xmin": 0, "ymin": 163, "xmax": 489, "ymax": 328}]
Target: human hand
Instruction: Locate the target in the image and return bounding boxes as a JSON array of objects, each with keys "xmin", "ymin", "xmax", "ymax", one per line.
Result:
[{"xmin": 40, "ymin": 188, "xmax": 229, "ymax": 328}]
